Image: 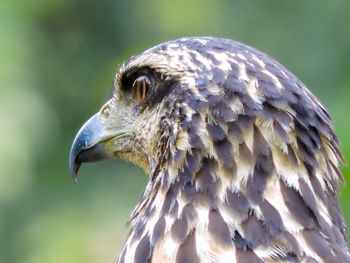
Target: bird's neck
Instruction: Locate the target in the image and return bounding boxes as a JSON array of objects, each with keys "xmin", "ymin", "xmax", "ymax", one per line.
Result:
[
  {"xmin": 118, "ymin": 116, "xmax": 348, "ymax": 263},
  {"xmin": 120, "ymin": 133, "xmax": 252, "ymax": 261}
]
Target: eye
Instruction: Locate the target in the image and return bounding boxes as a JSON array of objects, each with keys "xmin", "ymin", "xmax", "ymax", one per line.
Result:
[{"xmin": 133, "ymin": 76, "xmax": 149, "ymax": 103}]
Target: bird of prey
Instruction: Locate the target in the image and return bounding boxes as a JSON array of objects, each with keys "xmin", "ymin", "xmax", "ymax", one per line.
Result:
[{"xmin": 69, "ymin": 37, "xmax": 349, "ymax": 263}]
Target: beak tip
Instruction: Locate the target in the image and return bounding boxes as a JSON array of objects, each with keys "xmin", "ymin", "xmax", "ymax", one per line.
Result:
[
  {"xmin": 69, "ymin": 156, "xmax": 80, "ymax": 184},
  {"xmin": 69, "ymin": 143, "xmax": 82, "ymax": 184},
  {"xmin": 72, "ymin": 167, "xmax": 79, "ymax": 184}
]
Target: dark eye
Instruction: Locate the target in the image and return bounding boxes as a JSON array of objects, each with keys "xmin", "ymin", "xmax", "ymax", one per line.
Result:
[{"xmin": 133, "ymin": 76, "xmax": 149, "ymax": 103}]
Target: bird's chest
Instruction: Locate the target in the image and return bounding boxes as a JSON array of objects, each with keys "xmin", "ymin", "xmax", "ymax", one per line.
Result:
[{"xmin": 118, "ymin": 211, "xmax": 255, "ymax": 263}]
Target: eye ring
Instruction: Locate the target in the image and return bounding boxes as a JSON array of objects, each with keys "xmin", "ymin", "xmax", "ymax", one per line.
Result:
[{"xmin": 133, "ymin": 76, "xmax": 149, "ymax": 103}]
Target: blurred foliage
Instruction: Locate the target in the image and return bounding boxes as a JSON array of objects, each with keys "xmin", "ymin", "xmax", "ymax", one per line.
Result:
[{"xmin": 0, "ymin": 0, "xmax": 349, "ymax": 262}]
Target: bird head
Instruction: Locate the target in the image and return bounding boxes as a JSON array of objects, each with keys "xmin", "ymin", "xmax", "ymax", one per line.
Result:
[{"xmin": 70, "ymin": 37, "xmax": 231, "ymax": 183}]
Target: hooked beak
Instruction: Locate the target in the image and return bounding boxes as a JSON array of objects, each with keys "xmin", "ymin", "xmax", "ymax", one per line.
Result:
[{"xmin": 69, "ymin": 113, "xmax": 131, "ymax": 183}]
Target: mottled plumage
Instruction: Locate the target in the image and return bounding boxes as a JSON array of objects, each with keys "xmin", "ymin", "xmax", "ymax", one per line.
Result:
[{"xmin": 69, "ymin": 37, "xmax": 349, "ymax": 263}]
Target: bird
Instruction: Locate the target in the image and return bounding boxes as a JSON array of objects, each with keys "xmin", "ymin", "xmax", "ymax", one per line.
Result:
[{"xmin": 69, "ymin": 37, "xmax": 349, "ymax": 263}]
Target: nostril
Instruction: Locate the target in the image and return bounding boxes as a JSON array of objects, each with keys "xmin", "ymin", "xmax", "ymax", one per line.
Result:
[{"xmin": 101, "ymin": 105, "xmax": 110, "ymax": 118}]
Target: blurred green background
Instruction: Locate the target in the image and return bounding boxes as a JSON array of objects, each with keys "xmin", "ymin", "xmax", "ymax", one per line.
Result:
[{"xmin": 1, "ymin": 0, "xmax": 349, "ymax": 262}]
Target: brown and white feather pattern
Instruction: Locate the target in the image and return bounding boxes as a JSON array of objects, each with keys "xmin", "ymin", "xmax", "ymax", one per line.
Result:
[{"xmin": 115, "ymin": 37, "xmax": 348, "ymax": 263}]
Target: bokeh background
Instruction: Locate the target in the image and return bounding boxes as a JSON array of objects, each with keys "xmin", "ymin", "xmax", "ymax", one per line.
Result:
[{"xmin": 1, "ymin": 0, "xmax": 349, "ymax": 262}]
